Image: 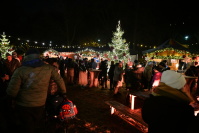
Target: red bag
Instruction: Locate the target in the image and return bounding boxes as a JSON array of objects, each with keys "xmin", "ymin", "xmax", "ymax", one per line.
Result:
[{"xmin": 59, "ymin": 99, "xmax": 78, "ymax": 121}]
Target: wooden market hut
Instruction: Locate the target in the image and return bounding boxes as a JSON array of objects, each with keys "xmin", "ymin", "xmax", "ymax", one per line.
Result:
[
  {"xmin": 40, "ymin": 46, "xmax": 110, "ymax": 60},
  {"xmin": 142, "ymin": 39, "xmax": 192, "ymax": 70}
]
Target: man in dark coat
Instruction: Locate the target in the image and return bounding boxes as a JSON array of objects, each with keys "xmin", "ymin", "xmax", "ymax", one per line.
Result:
[
  {"xmin": 99, "ymin": 60, "xmax": 108, "ymax": 89},
  {"xmin": 108, "ymin": 61, "xmax": 115, "ymax": 90},
  {"xmin": 4, "ymin": 53, "xmax": 21, "ymax": 79}
]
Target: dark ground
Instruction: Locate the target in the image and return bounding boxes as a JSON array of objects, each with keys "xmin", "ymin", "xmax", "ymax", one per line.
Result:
[
  {"xmin": 0, "ymin": 79, "xmax": 149, "ymax": 133},
  {"xmin": 57, "ymin": 82, "xmax": 148, "ymax": 133}
]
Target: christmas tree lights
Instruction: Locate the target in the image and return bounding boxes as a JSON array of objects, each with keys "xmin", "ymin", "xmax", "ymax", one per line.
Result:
[
  {"xmin": 0, "ymin": 32, "xmax": 12, "ymax": 59},
  {"xmin": 107, "ymin": 20, "xmax": 130, "ymax": 64}
]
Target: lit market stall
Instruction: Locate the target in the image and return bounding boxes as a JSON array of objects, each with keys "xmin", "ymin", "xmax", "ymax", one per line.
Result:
[{"xmin": 142, "ymin": 39, "xmax": 192, "ymax": 70}]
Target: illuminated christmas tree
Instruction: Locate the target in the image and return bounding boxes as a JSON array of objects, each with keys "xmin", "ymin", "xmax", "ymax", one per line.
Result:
[
  {"xmin": 0, "ymin": 32, "xmax": 12, "ymax": 59},
  {"xmin": 107, "ymin": 20, "xmax": 130, "ymax": 64}
]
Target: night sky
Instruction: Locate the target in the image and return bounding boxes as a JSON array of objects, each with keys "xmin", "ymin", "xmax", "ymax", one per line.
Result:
[{"xmin": 0, "ymin": 0, "xmax": 198, "ymax": 47}]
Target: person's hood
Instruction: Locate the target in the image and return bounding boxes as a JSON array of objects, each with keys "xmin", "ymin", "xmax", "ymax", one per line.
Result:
[
  {"xmin": 22, "ymin": 54, "xmax": 44, "ymax": 67},
  {"xmin": 152, "ymin": 82, "xmax": 192, "ymax": 103}
]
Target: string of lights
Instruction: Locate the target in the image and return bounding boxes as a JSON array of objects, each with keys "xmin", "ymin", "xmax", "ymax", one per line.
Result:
[{"xmin": 0, "ymin": 32, "xmax": 158, "ymax": 51}]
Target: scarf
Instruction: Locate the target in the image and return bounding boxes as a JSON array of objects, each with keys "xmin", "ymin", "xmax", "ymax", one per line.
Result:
[
  {"xmin": 152, "ymin": 82, "xmax": 192, "ymax": 103},
  {"xmin": 22, "ymin": 54, "xmax": 44, "ymax": 67}
]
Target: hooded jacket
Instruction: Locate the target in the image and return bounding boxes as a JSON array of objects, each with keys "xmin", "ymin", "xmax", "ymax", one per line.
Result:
[
  {"xmin": 142, "ymin": 83, "xmax": 197, "ymax": 133},
  {"xmin": 6, "ymin": 54, "xmax": 66, "ymax": 107}
]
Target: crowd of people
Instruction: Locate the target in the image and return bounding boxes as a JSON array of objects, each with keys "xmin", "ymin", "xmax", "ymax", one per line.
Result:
[{"xmin": 1, "ymin": 48, "xmax": 199, "ymax": 133}]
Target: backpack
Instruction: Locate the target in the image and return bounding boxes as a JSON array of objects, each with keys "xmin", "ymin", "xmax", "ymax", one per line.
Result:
[{"xmin": 59, "ymin": 98, "xmax": 78, "ymax": 121}]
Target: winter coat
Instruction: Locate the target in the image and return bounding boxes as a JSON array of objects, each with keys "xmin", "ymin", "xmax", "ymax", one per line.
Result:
[
  {"xmin": 113, "ymin": 66, "xmax": 124, "ymax": 81},
  {"xmin": 142, "ymin": 82, "xmax": 198, "ymax": 133},
  {"xmin": 143, "ymin": 65, "xmax": 153, "ymax": 82},
  {"xmin": 4, "ymin": 58, "xmax": 21, "ymax": 77},
  {"xmin": 108, "ymin": 64, "xmax": 115, "ymax": 78},
  {"xmin": 6, "ymin": 54, "xmax": 66, "ymax": 107}
]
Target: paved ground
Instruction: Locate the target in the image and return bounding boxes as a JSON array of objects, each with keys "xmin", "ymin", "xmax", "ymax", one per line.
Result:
[{"xmin": 57, "ymin": 82, "xmax": 150, "ymax": 133}]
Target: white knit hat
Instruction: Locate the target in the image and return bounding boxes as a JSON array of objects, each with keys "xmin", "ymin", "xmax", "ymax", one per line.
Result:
[{"xmin": 160, "ymin": 70, "xmax": 186, "ymax": 89}]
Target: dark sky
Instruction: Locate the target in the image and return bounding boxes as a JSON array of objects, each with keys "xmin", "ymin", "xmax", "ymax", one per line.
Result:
[{"xmin": 0, "ymin": 0, "xmax": 198, "ymax": 47}]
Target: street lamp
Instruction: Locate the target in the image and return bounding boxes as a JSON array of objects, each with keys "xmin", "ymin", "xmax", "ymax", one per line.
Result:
[{"xmin": 185, "ymin": 36, "xmax": 189, "ymax": 40}]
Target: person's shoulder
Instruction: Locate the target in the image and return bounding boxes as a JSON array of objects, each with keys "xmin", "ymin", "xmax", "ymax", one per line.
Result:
[{"xmin": 42, "ymin": 63, "xmax": 55, "ymax": 69}]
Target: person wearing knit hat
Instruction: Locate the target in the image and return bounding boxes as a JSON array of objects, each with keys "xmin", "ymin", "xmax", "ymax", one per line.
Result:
[
  {"xmin": 142, "ymin": 70, "xmax": 199, "ymax": 133},
  {"xmin": 25, "ymin": 48, "xmax": 40, "ymax": 56},
  {"xmin": 160, "ymin": 70, "xmax": 186, "ymax": 89},
  {"xmin": 6, "ymin": 53, "xmax": 11, "ymax": 57},
  {"xmin": 22, "ymin": 48, "xmax": 42, "ymax": 67},
  {"xmin": 6, "ymin": 48, "xmax": 67, "ymax": 132}
]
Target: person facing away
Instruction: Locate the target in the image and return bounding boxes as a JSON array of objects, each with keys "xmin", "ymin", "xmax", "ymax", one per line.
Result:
[
  {"xmin": 142, "ymin": 70, "xmax": 199, "ymax": 133},
  {"xmin": 113, "ymin": 62, "xmax": 124, "ymax": 95},
  {"xmin": 6, "ymin": 48, "xmax": 67, "ymax": 133},
  {"xmin": 90, "ymin": 58, "xmax": 97, "ymax": 69},
  {"xmin": 78, "ymin": 60, "xmax": 88, "ymax": 88},
  {"xmin": 65, "ymin": 58, "xmax": 75, "ymax": 85},
  {"xmin": 98, "ymin": 60, "xmax": 108, "ymax": 89},
  {"xmin": 143, "ymin": 61, "xmax": 154, "ymax": 90},
  {"xmin": 108, "ymin": 61, "xmax": 115, "ymax": 90}
]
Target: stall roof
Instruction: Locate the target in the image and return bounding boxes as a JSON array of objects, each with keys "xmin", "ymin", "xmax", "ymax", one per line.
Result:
[
  {"xmin": 142, "ymin": 39, "xmax": 190, "ymax": 54},
  {"xmin": 39, "ymin": 46, "xmax": 111, "ymax": 53}
]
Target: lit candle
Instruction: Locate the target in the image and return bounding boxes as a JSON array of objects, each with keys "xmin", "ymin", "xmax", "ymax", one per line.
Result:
[
  {"xmin": 130, "ymin": 94, "xmax": 136, "ymax": 110},
  {"xmin": 176, "ymin": 63, "xmax": 179, "ymax": 70},
  {"xmin": 194, "ymin": 110, "xmax": 199, "ymax": 116}
]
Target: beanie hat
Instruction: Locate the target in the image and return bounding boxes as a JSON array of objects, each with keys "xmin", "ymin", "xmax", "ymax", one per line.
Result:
[
  {"xmin": 25, "ymin": 48, "xmax": 40, "ymax": 56},
  {"xmin": 160, "ymin": 70, "xmax": 186, "ymax": 89},
  {"xmin": 6, "ymin": 53, "xmax": 11, "ymax": 57},
  {"xmin": 159, "ymin": 62, "xmax": 166, "ymax": 67},
  {"xmin": 12, "ymin": 51, "xmax": 17, "ymax": 55}
]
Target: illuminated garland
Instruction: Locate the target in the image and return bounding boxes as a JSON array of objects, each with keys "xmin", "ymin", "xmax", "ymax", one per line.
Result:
[
  {"xmin": 43, "ymin": 48, "xmax": 59, "ymax": 56},
  {"xmin": 76, "ymin": 48, "xmax": 103, "ymax": 57},
  {"xmin": 153, "ymin": 47, "xmax": 190, "ymax": 54},
  {"xmin": 144, "ymin": 47, "xmax": 191, "ymax": 59}
]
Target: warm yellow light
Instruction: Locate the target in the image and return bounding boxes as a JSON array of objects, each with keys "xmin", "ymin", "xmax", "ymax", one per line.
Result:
[
  {"xmin": 176, "ymin": 63, "xmax": 179, "ymax": 69},
  {"xmin": 152, "ymin": 80, "xmax": 160, "ymax": 87}
]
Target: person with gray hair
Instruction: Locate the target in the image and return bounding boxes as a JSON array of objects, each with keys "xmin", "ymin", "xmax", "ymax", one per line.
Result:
[
  {"xmin": 143, "ymin": 61, "xmax": 154, "ymax": 90},
  {"xmin": 142, "ymin": 70, "xmax": 199, "ymax": 133}
]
